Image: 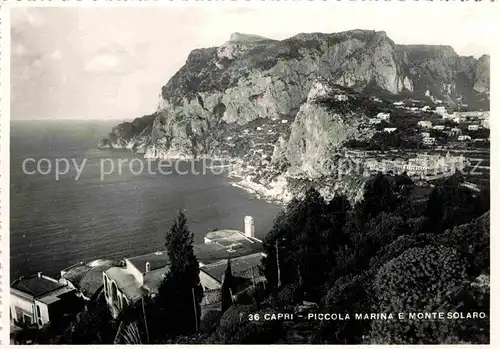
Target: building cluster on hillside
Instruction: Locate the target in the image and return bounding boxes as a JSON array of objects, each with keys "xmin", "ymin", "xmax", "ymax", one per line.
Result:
[
  {"xmin": 364, "ymin": 152, "xmax": 467, "ymax": 179},
  {"xmin": 11, "ymin": 216, "xmax": 266, "ymax": 335},
  {"xmin": 363, "ymin": 99, "xmax": 490, "ymax": 150},
  {"xmin": 369, "ymin": 112, "xmax": 391, "ymax": 125},
  {"xmin": 413, "ymin": 108, "xmax": 489, "ymax": 145}
]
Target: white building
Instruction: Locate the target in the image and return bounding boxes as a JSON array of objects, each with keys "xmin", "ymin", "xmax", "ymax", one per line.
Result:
[
  {"xmin": 383, "ymin": 128, "xmax": 397, "ymax": 133},
  {"xmin": 334, "ymin": 94, "xmax": 348, "ymax": 101},
  {"xmin": 393, "ymin": 101, "xmax": 404, "ymax": 106},
  {"xmin": 468, "ymin": 124, "xmax": 480, "ymax": 131},
  {"xmin": 432, "ymin": 125, "xmax": 446, "ymax": 131},
  {"xmin": 11, "ymin": 273, "xmax": 80, "ymax": 329},
  {"xmin": 422, "ymin": 137, "xmax": 437, "ymax": 146},
  {"xmin": 103, "ymin": 251, "xmax": 169, "ymax": 318},
  {"xmin": 418, "ymin": 120, "xmax": 432, "ymax": 128},
  {"xmin": 363, "ymin": 152, "xmax": 465, "ymax": 178},
  {"xmin": 473, "ymin": 138, "xmax": 488, "ymax": 143},
  {"xmin": 436, "ymin": 106, "xmax": 447, "ymax": 117},
  {"xmin": 421, "ymin": 132, "xmax": 431, "ymax": 138},
  {"xmin": 458, "ymin": 135, "xmax": 472, "ymax": 141},
  {"xmin": 369, "ymin": 118, "xmax": 382, "ymax": 125},
  {"xmin": 376, "ymin": 112, "xmax": 391, "ymax": 121}
]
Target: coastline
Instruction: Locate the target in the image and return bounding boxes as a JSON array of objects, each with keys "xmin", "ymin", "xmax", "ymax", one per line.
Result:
[
  {"xmin": 228, "ymin": 172, "xmax": 291, "ymax": 206},
  {"xmin": 102, "ymin": 143, "xmax": 292, "ymax": 205}
]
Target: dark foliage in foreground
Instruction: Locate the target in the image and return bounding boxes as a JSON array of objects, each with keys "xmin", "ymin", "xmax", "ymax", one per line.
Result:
[
  {"xmin": 158, "ymin": 210, "xmax": 204, "ymax": 336},
  {"xmin": 53, "ymin": 173, "xmax": 489, "ymax": 344},
  {"xmin": 260, "ymin": 173, "xmax": 489, "ymax": 344},
  {"xmin": 53, "ymin": 294, "xmax": 115, "ymax": 344}
]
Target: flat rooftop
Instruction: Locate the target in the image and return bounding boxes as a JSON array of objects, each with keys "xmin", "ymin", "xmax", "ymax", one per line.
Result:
[
  {"xmin": 195, "ymin": 238, "xmax": 264, "ymax": 266},
  {"xmin": 143, "ymin": 266, "xmax": 169, "ymax": 294},
  {"xmin": 11, "ymin": 274, "xmax": 66, "ymax": 298},
  {"xmin": 204, "ymin": 229, "xmax": 250, "ymax": 246},
  {"xmin": 200, "ymin": 252, "xmax": 265, "ymax": 284},
  {"xmin": 105, "ymin": 267, "xmax": 146, "ymax": 302},
  {"xmin": 37, "ymin": 284, "xmax": 76, "ymax": 305},
  {"xmin": 126, "ymin": 251, "xmax": 169, "ymax": 274},
  {"xmin": 61, "ymin": 259, "xmax": 119, "ymax": 298}
]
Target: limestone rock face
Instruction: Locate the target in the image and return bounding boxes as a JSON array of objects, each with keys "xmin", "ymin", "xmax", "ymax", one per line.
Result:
[
  {"xmin": 473, "ymin": 54, "xmax": 490, "ymax": 94},
  {"xmin": 154, "ymin": 30, "xmax": 487, "ymax": 141},
  {"xmin": 400, "ymin": 45, "xmax": 489, "ymax": 106},
  {"xmin": 330, "ymin": 31, "xmax": 413, "ymax": 94},
  {"xmin": 282, "ymin": 98, "xmax": 374, "ymax": 178},
  {"xmin": 101, "ymin": 29, "xmax": 489, "ymax": 202}
]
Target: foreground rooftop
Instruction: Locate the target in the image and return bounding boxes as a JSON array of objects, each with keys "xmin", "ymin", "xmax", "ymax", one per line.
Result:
[
  {"xmin": 11, "ymin": 273, "xmax": 75, "ymax": 303},
  {"xmin": 200, "ymin": 252, "xmax": 265, "ymax": 284},
  {"xmin": 60, "ymin": 259, "xmax": 120, "ymax": 299}
]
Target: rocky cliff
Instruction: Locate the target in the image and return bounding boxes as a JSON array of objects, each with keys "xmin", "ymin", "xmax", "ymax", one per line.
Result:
[
  {"xmin": 101, "ymin": 29, "xmax": 490, "ymax": 202},
  {"xmin": 473, "ymin": 54, "xmax": 490, "ymax": 95}
]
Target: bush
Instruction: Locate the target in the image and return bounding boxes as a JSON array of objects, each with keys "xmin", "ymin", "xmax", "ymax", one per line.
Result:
[
  {"xmin": 369, "ymin": 234, "xmax": 419, "ymax": 270},
  {"xmin": 276, "ymin": 284, "xmax": 301, "ymax": 308},
  {"xmin": 370, "ymin": 245, "xmax": 469, "ymax": 344},
  {"xmin": 437, "ymin": 212, "xmax": 489, "ymax": 276},
  {"xmin": 216, "ymin": 305, "xmax": 283, "ymax": 344},
  {"xmin": 319, "ymin": 272, "xmax": 372, "ymax": 343},
  {"xmin": 200, "ymin": 310, "xmax": 222, "ymax": 335}
]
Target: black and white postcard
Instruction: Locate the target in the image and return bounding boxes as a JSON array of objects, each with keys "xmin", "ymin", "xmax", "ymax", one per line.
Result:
[{"xmin": 1, "ymin": 2, "xmax": 495, "ymax": 345}]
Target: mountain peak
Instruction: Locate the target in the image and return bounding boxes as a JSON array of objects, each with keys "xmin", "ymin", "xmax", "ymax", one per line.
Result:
[
  {"xmin": 478, "ymin": 54, "xmax": 490, "ymax": 62},
  {"xmin": 229, "ymin": 32, "xmax": 270, "ymax": 43}
]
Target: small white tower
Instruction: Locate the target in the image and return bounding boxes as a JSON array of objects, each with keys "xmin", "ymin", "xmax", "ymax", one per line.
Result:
[{"xmin": 244, "ymin": 216, "xmax": 255, "ymax": 239}]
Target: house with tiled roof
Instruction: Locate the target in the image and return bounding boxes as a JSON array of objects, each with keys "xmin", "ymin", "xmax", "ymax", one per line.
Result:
[
  {"xmin": 10, "ymin": 272, "xmax": 83, "ymax": 329},
  {"xmin": 60, "ymin": 259, "xmax": 120, "ymax": 300},
  {"xmin": 200, "ymin": 253, "xmax": 266, "ymax": 292}
]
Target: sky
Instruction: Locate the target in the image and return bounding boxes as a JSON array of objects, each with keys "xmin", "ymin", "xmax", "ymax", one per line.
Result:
[{"xmin": 11, "ymin": 3, "xmax": 497, "ymax": 121}]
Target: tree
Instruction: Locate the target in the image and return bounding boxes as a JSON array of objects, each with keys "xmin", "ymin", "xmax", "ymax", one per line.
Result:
[
  {"xmin": 158, "ymin": 211, "xmax": 204, "ymax": 336},
  {"xmin": 55, "ymin": 293, "xmax": 114, "ymax": 344},
  {"xmin": 221, "ymin": 259, "xmax": 234, "ymax": 312},
  {"xmin": 425, "ymin": 180, "xmax": 488, "ymax": 233},
  {"xmin": 358, "ymin": 173, "xmax": 397, "ymax": 220},
  {"xmin": 362, "ymin": 212, "xmax": 405, "ymax": 251},
  {"xmin": 262, "ymin": 188, "xmax": 340, "ymax": 296}
]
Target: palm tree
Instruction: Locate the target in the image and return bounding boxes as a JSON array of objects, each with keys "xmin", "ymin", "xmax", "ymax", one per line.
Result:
[{"xmin": 114, "ymin": 321, "xmax": 143, "ymax": 344}]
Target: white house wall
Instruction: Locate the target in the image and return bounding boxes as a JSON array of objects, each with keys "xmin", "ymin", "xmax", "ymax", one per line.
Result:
[
  {"xmin": 34, "ymin": 300, "xmax": 50, "ymax": 328},
  {"xmin": 125, "ymin": 259, "xmax": 144, "ymax": 284},
  {"xmin": 199, "ymin": 271, "xmax": 222, "ymax": 290},
  {"xmin": 10, "ymin": 293, "xmax": 34, "ymax": 324}
]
